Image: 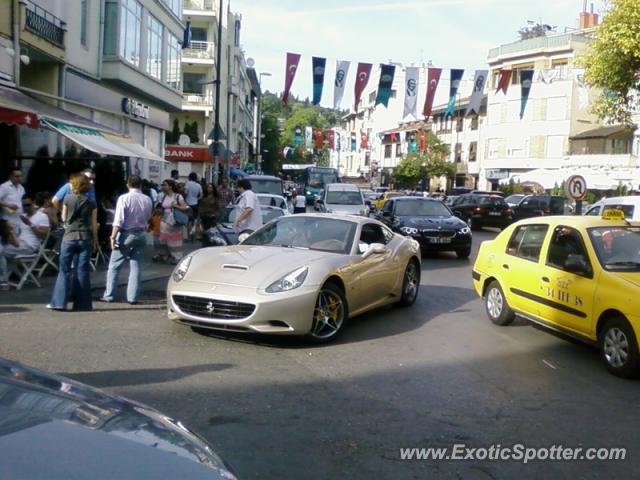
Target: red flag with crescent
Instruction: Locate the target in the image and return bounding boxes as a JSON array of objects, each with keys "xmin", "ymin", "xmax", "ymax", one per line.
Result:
[
  {"xmin": 314, "ymin": 128, "xmax": 324, "ymax": 150},
  {"xmin": 496, "ymin": 69, "xmax": 513, "ymax": 95},
  {"xmin": 328, "ymin": 129, "xmax": 335, "ymax": 150},
  {"xmin": 360, "ymin": 130, "xmax": 369, "ymax": 149},
  {"xmin": 390, "ymin": 132, "xmax": 398, "ymax": 143},
  {"xmin": 423, "ymin": 68, "xmax": 442, "ymax": 120},
  {"xmin": 418, "ymin": 129, "xmax": 427, "ymax": 153},
  {"xmin": 354, "ymin": 63, "xmax": 373, "ymax": 110},
  {"xmin": 283, "ymin": 52, "xmax": 301, "ymax": 104}
]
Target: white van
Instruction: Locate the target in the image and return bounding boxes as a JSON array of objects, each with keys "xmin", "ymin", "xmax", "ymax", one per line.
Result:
[
  {"xmin": 584, "ymin": 196, "xmax": 640, "ymax": 221},
  {"xmin": 318, "ymin": 183, "xmax": 368, "ymax": 216}
]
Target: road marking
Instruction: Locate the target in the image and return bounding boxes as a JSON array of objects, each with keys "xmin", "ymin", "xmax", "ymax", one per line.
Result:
[{"xmin": 542, "ymin": 359, "xmax": 557, "ymax": 370}]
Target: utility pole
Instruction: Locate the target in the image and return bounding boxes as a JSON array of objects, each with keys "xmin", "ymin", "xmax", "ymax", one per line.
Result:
[{"xmin": 211, "ymin": 0, "xmax": 224, "ymax": 184}]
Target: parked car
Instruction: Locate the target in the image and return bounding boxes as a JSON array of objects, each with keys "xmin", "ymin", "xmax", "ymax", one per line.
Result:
[
  {"xmin": 473, "ymin": 211, "xmax": 640, "ymax": 378},
  {"xmin": 450, "ymin": 193, "xmax": 513, "ymax": 230},
  {"xmin": 0, "ymin": 356, "xmax": 237, "ymax": 479},
  {"xmin": 360, "ymin": 189, "xmax": 379, "ymax": 208},
  {"xmin": 169, "ymin": 214, "xmax": 421, "ymax": 343},
  {"xmin": 512, "ymin": 195, "xmax": 567, "ymax": 221},
  {"xmin": 584, "ymin": 195, "xmax": 640, "ymax": 221},
  {"xmin": 375, "ymin": 197, "xmax": 472, "ymax": 258},
  {"xmin": 504, "ymin": 194, "xmax": 527, "ymax": 207},
  {"xmin": 373, "ymin": 191, "xmax": 404, "ymax": 211},
  {"xmin": 317, "ymin": 183, "xmax": 368, "ymax": 216}
]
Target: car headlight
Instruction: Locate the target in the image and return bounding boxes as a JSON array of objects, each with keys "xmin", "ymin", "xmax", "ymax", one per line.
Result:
[
  {"xmin": 458, "ymin": 226, "xmax": 471, "ymax": 235},
  {"xmin": 172, "ymin": 256, "xmax": 192, "ymax": 283},
  {"xmin": 306, "ymin": 191, "xmax": 311, "ymax": 195},
  {"xmin": 400, "ymin": 226, "xmax": 419, "ymax": 235},
  {"xmin": 265, "ymin": 266, "xmax": 309, "ymax": 293}
]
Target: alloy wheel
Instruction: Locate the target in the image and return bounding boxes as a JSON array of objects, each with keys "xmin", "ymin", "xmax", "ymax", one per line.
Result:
[
  {"xmin": 404, "ymin": 262, "xmax": 419, "ymax": 302},
  {"xmin": 487, "ymin": 287, "xmax": 503, "ymax": 319},
  {"xmin": 603, "ymin": 327, "xmax": 629, "ymax": 368},
  {"xmin": 310, "ymin": 288, "xmax": 345, "ymax": 340}
]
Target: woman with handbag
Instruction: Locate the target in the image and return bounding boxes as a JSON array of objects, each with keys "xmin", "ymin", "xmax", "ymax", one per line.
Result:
[{"xmin": 155, "ymin": 179, "xmax": 189, "ymax": 264}]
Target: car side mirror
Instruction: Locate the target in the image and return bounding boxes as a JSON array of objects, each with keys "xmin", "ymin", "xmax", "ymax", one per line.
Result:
[
  {"xmin": 362, "ymin": 242, "xmax": 387, "ymax": 258},
  {"xmin": 564, "ymin": 254, "xmax": 589, "ymax": 275}
]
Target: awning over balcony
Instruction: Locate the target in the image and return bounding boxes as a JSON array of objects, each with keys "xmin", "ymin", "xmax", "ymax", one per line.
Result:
[{"xmin": 571, "ymin": 125, "xmax": 635, "ymax": 140}]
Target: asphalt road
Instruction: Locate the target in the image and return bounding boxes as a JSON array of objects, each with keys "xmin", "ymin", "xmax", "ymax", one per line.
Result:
[{"xmin": 1, "ymin": 229, "xmax": 638, "ymax": 479}]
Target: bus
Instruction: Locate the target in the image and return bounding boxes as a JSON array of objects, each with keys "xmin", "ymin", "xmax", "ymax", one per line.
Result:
[{"xmin": 302, "ymin": 166, "xmax": 340, "ymax": 203}]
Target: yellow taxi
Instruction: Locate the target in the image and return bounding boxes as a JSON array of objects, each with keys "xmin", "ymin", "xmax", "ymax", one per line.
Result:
[
  {"xmin": 472, "ymin": 210, "xmax": 640, "ymax": 377},
  {"xmin": 374, "ymin": 191, "xmax": 404, "ymax": 211}
]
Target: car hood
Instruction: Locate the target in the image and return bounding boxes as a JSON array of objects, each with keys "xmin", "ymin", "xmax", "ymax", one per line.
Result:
[
  {"xmin": 0, "ymin": 357, "xmax": 236, "ymax": 480},
  {"xmin": 184, "ymin": 245, "xmax": 344, "ymax": 287},
  {"xmin": 615, "ymin": 272, "xmax": 640, "ymax": 289},
  {"xmin": 398, "ymin": 215, "xmax": 465, "ymax": 229}
]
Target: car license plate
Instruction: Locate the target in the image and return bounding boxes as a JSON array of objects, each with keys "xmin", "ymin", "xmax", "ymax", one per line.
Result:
[
  {"xmin": 427, "ymin": 237, "xmax": 451, "ymax": 244},
  {"xmin": 489, "ymin": 212, "xmax": 501, "ymax": 216}
]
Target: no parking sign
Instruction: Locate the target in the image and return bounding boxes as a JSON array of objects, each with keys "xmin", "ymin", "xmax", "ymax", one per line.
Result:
[{"xmin": 565, "ymin": 175, "xmax": 588, "ymax": 201}]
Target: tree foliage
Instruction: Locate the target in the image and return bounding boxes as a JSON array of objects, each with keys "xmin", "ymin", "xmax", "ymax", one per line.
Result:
[
  {"xmin": 393, "ymin": 132, "xmax": 454, "ymax": 189},
  {"xmin": 581, "ymin": 0, "xmax": 640, "ymax": 124}
]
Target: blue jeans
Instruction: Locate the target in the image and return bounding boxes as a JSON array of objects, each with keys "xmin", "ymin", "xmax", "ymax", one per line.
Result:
[
  {"xmin": 49, "ymin": 239, "xmax": 93, "ymax": 311},
  {"xmin": 102, "ymin": 231, "xmax": 146, "ymax": 303}
]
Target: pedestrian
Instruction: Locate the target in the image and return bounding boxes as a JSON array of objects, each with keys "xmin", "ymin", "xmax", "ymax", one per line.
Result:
[
  {"xmin": 199, "ymin": 183, "xmax": 222, "ymax": 230},
  {"xmin": 0, "ymin": 169, "xmax": 26, "ymax": 228},
  {"xmin": 34, "ymin": 191, "xmax": 59, "ymax": 228},
  {"xmin": 233, "ymin": 179, "xmax": 262, "ymax": 234},
  {"xmin": 170, "ymin": 169, "xmax": 179, "ymax": 181},
  {"xmin": 52, "ymin": 168, "xmax": 96, "ymax": 210},
  {"xmin": 184, "ymin": 172, "xmax": 203, "ymax": 239},
  {"xmin": 0, "ymin": 219, "xmax": 15, "ymax": 290},
  {"xmin": 293, "ymin": 190, "xmax": 307, "ymax": 214},
  {"xmin": 99, "ymin": 175, "xmax": 152, "ymax": 304},
  {"xmin": 48, "ymin": 174, "xmax": 97, "ymax": 312},
  {"xmin": 218, "ymin": 176, "xmax": 235, "ymax": 206},
  {"xmin": 154, "ymin": 179, "xmax": 189, "ymax": 264}
]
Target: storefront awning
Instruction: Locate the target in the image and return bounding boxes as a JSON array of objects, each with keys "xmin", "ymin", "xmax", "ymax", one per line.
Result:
[
  {"xmin": 103, "ymin": 134, "xmax": 166, "ymax": 162},
  {"xmin": 42, "ymin": 118, "xmax": 135, "ymax": 157},
  {"xmin": 0, "ymin": 105, "xmax": 39, "ymax": 129}
]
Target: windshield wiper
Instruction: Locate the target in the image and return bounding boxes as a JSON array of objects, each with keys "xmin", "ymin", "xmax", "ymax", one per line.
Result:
[
  {"xmin": 605, "ymin": 261, "xmax": 640, "ymax": 268},
  {"xmin": 277, "ymin": 244, "xmax": 309, "ymax": 250}
]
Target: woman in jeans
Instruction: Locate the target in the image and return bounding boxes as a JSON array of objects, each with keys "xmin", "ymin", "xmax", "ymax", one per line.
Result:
[
  {"xmin": 198, "ymin": 183, "xmax": 222, "ymax": 230},
  {"xmin": 155, "ymin": 179, "xmax": 189, "ymax": 264},
  {"xmin": 48, "ymin": 174, "xmax": 97, "ymax": 311}
]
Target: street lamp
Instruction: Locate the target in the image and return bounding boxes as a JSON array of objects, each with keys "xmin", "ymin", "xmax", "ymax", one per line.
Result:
[{"xmin": 256, "ymin": 72, "xmax": 272, "ymax": 173}]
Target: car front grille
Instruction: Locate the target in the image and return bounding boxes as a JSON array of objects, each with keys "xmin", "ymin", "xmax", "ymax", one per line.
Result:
[
  {"xmin": 172, "ymin": 295, "xmax": 256, "ymax": 320},
  {"xmin": 421, "ymin": 229, "xmax": 457, "ymax": 238}
]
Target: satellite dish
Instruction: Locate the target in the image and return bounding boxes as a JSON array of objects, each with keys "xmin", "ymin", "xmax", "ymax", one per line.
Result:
[
  {"xmin": 178, "ymin": 134, "xmax": 191, "ymax": 146},
  {"xmin": 246, "ymin": 57, "xmax": 255, "ymax": 68}
]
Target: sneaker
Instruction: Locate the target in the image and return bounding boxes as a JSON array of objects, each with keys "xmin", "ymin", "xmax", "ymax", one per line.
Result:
[
  {"xmin": 0, "ymin": 282, "xmax": 9, "ymax": 291},
  {"xmin": 46, "ymin": 304, "xmax": 66, "ymax": 311},
  {"xmin": 97, "ymin": 298, "xmax": 114, "ymax": 303}
]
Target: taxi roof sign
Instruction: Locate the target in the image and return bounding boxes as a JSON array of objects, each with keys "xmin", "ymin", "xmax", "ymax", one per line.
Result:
[{"xmin": 602, "ymin": 209, "xmax": 626, "ymax": 220}]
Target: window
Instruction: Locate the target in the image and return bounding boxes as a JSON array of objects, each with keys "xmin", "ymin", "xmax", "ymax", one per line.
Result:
[
  {"xmin": 384, "ymin": 144, "xmax": 392, "ymax": 158},
  {"xmin": 360, "ymin": 224, "xmax": 388, "ymax": 246},
  {"xmin": 511, "ymin": 63, "xmax": 534, "ymax": 85},
  {"xmin": 164, "ymin": 0, "xmax": 182, "ymax": 18},
  {"xmin": 470, "ymin": 115, "xmax": 479, "ymax": 130},
  {"xmin": 120, "ymin": 0, "xmax": 142, "ymax": 67},
  {"xmin": 146, "ymin": 14, "xmax": 163, "ymax": 80},
  {"xmin": 546, "ymin": 226, "xmax": 593, "ymax": 277},
  {"xmin": 183, "ymin": 73, "xmax": 205, "ymax": 94},
  {"xmin": 103, "ymin": 2, "xmax": 118, "ymax": 55},
  {"xmin": 234, "ymin": 18, "xmax": 241, "ymax": 46},
  {"xmin": 506, "ymin": 224, "xmax": 549, "ymax": 262},
  {"xmin": 456, "ymin": 116, "xmax": 463, "ymax": 132},
  {"xmin": 455, "ymin": 143, "xmax": 462, "ymax": 163},
  {"xmin": 469, "ymin": 142, "xmax": 477, "ymax": 162},
  {"xmin": 166, "ymin": 33, "xmax": 181, "ymax": 90},
  {"xmin": 395, "ymin": 144, "xmax": 401, "ymax": 156},
  {"xmin": 80, "ymin": 0, "xmax": 88, "ymax": 46}
]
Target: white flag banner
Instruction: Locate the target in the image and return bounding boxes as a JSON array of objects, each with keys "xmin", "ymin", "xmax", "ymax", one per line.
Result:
[
  {"xmin": 333, "ymin": 60, "xmax": 350, "ymax": 109},
  {"xmin": 466, "ymin": 69, "xmax": 488, "ymax": 116},
  {"xmin": 305, "ymin": 126, "xmax": 313, "ymax": 151},
  {"xmin": 403, "ymin": 67, "xmax": 420, "ymax": 119},
  {"xmin": 538, "ymin": 69, "xmax": 559, "ymax": 84}
]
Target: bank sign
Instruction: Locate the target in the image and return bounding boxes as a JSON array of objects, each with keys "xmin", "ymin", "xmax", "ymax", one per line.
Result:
[{"xmin": 165, "ymin": 146, "xmax": 211, "ymax": 162}]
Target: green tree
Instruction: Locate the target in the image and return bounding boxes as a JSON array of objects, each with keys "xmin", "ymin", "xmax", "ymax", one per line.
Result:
[
  {"xmin": 393, "ymin": 133, "xmax": 453, "ymax": 189},
  {"xmin": 281, "ymin": 105, "xmax": 329, "ymax": 162},
  {"xmin": 166, "ymin": 118, "xmax": 181, "ymax": 144},
  {"xmin": 581, "ymin": 0, "xmax": 640, "ymax": 124}
]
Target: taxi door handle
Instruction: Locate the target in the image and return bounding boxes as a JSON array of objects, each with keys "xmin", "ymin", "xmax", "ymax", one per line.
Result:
[
  {"xmin": 541, "ymin": 277, "xmax": 550, "ymax": 283},
  {"xmin": 502, "ymin": 264, "xmax": 509, "ymax": 270}
]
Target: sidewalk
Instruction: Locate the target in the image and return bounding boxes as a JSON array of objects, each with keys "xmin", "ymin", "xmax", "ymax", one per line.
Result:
[{"xmin": 1, "ymin": 243, "xmax": 198, "ymax": 305}]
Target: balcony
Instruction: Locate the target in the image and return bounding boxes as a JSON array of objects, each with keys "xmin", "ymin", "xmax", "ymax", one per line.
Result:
[
  {"xmin": 182, "ymin": 93, "xmax": 213, "ymax": 109},
  {"xmin": 487, "ymin": 33, "xmax": 589, "ymax": 62},
  {"xmin": 23, "ymin": 0, "xmax": 65, "ymax": 47},
  {"xmin": 182, "ymin": 41, "xmax": 215, "ymax": 61},
  {"xmin": 184, "ymin": 0, "xmax": 217, "ymax": 13}
]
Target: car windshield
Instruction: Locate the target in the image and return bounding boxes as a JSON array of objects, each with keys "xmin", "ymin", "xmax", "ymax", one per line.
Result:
[
  {"xmin": 258, "ymin": 196, "xmax": 287, "ymax": 209},
  {"xmin": 249, "ymin": 179, "xmax": 283, "ymax": 195},
  {"xmin": 588, "ymin": 226, "xmax": 640, "ymax": 271},
  {"xmin": 480, "ymin": 197, "xmax": 506, "ymax": 206},
  {"xmin": 242, "ymin": 217, "xmax": 357, "ymax": 254},
  {"xmin": 261, "ymin": 207, "xmax": 285, "ymax": 223},
  {"xmin": 326, "ymin": 191, "xmax": 363, "ymax": 205},
  {"xmin": 395, "ymin": 200, "xmax": 452, "ymax": 217},
  {"xmin": 505, "ymin": 194, "xmax": 525, "ymax": 204}
]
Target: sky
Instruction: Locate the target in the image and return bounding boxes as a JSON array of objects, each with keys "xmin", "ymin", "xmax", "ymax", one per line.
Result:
[{"xmin": 229, "ymin": 0, "xmax": 603, "ymax": 109}]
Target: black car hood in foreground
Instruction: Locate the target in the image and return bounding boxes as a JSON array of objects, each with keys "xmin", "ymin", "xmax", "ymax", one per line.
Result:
[
  {"xmin": 398, "ymin": 215, "xmax": 467, "ymax": 229},
  {"xmin": 0, "ymin": 357, "xmax": 236, "ymax": 480}
]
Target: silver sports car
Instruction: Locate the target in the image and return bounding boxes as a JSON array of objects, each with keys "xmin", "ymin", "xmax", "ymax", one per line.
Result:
[{"xmin": 167, "ymin": 214, "xmax": 421, "ymax": 342}]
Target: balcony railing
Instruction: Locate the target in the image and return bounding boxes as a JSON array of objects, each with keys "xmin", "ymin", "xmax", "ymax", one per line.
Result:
[
  {"xmin": 488, "ymin": 33, "xmax": 589, "ymax": 60},
  {"xmin": 184, "ymin": 0, "xmax": 216, "ymax": 12},
  {"xmin": 183, "ymin": 93, "xmax": 213, "ymax": 107},
  {"xmin": 182, "ymin": 41, "xmax": 215, "ymax": 60},
  {"xmin": 23, "ymin": 0, "xmax": 65, "ymax": 47}
]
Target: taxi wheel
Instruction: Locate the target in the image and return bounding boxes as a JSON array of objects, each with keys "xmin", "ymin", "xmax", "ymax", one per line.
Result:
[
  {"xmin": 598, "ymin": 318, "xmax": 640, "ymax": 378},
  {"xmin": 485, "ymin": 281, "xmax": 515, "ymax": 326},
  {"xmin": 306, "ymin": 283, "xmax": 348, "ymax": 344}
]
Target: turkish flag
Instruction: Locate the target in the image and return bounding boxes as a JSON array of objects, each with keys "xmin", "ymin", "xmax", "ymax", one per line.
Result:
[
  {"xmin": 423, "ymin": 68, "xmax": 442, "ymax": 120},
  {"xmin": 496, "ymin": 69, "xmax": 513, "ymax": 95},
  {"xmin": 418, "ymin": 130, "xmax": 427, "ymax": 153},
  {"xmin": 314, "ymin": 128, "xmax": 324, "ymax": 150},
  {"xmin": 390, "ymin": 132, "xmax": 398, "ymax": 143},
  {"xmin": 283, "ymin": 52, "xmax": 301, "ymax": 104},
  {"xmin": 354, "ymin": 63, "xmax": 373, "ymax": 110},
  {"xmin": 328, "ymin": 129, "xmax": 335, "ymax": 150},
  {"xmin": 0, "ymin": 106, "xmax": 39, "ymax": 129},
  {"xmin": 360, "ymin": 131, "xmax": 369, "ymax": 150}
]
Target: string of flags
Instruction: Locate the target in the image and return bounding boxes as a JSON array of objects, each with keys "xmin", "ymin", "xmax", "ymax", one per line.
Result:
[{"xmin": 283, "ymin": 52, "xmax": 544, "ymax": 121}]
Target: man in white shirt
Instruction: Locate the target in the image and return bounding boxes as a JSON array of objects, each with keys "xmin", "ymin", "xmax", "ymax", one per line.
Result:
[
  {"xmin": 294, "ymin": 191, "xmax": 307, "ymax": 214},
  {"xmin": 0, "ymin": 170, "xmax": 25, "ymax": 227},
  {"xmin": 184, "ymin": 172, "xmax": 203, "ymax": 239},
  {"xmin": 234, "ymin": 179, "xmax": 263, "ymax": 233}
]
